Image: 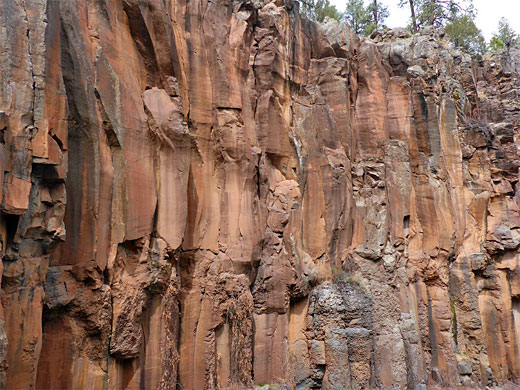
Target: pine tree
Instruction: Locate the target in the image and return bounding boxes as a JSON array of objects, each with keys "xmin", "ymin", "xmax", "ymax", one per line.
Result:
[
  {"xmin": 399, "ymin": 0, "xmax": 485, "ymax": 56},
  {"xmin": 445, "ymin": 14, "xmax": 486, "ymax": 56},
  {"xmin": 399, "ymin": 0, "xmax": 474, "ymax": 31},
  {"xmin": 422, "ymin": 0, "xmax": 475, "ymax": 27},
  {"xmin": 343, "ymin": 0, "xmax": 370, "ymax": 35},
  {"xmin": 300, "ymin": 0, "xmax": 341, "ymax": 23},
  {"xmin": 365, "ymin": 0, "xmax": 389, "ymax": 35},
  {"xmin": 489, "ymin": 17, "xmax": 519, "ymax": 51},
  {"xmin": 398, "ymin": 0, "xmax": 418, "ymax": 32}
]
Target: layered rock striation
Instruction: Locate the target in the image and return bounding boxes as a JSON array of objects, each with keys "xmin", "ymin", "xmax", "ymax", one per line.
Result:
[{"xmin": 0, "ymin": 0, "xmax": 520, "ymax": 388}]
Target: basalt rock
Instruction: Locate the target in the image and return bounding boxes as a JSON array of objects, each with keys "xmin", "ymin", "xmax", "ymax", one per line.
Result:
[{"xmin": 0, "ymin": 0, "xmax": 519, "ymax": 389}]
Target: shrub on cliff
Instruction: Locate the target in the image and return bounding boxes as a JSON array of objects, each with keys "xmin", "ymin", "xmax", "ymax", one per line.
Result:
[
  {"xmin": 489, "ymin": 17, "xmax": 519, "ymax": 51},
  {"xmin": 445, "ymin": 14, "xmax": 486, "ymax": 56}
]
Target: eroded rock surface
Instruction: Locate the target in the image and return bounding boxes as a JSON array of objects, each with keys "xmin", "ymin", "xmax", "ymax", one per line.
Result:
[{"xmin": 0, "ymin": 0, "xmax": 519, "ymax": 388}]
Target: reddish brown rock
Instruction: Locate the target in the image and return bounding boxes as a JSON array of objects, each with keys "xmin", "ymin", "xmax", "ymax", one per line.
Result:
[{"xmin": 0, "ymin": 1, "xmax": 520, "ymax": 389}]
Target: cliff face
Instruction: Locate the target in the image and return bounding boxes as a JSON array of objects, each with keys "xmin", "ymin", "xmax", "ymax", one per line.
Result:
[{"xmin": 0, "ymin": 0, "xmax": 520, "ymax": 389}]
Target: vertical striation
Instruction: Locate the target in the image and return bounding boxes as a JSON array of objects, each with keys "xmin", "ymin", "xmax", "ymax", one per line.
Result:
[{"xmin": 0, "ymin": 0, "xmax": 519, "ymax": 389}]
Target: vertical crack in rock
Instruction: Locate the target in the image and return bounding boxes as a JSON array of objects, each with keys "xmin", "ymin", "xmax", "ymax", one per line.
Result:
[{"xmin": 21, "ymin": 0, "xmax": 35, "ymax": 92}]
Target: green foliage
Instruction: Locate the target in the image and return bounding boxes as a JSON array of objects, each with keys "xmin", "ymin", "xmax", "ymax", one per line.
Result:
[
  {"xmin": 331, "ymin": 266, "xmax": 360, "ymax": 286},
  {"xmin": 398, "ymin": 0, "xmax": 475, "ymax": 31},
  {"xmin": 445, "ymin": 14, "xmax": 486, "ymax": 56},
  {"xmin": 364, "ymin": 0, "xmax": 389, "ymax": 35},
  {"xmin": 490, "ymin": 17, "xmax": 519, "ymax": 50},
  {"xmin": 489, "ymin": 36, "xmax": 505, "ymax": 51},
  {"xmin": 343, "ymin": 0, "xmax": 388, "ymax": 36},
  {"xmin": 255, "ymin": 384, "xmax": 281, "ymax": 390},
  {"xmin": 398, "ymin": 0, "xmax": 485, "ymax": 56},
  {"xmin": 420, "ymin": 0, "xmax": 474, "ymax": 27},
  {"xmin": 300, "ymin": 0, "xmax": 341, "ymax": 23},
  {"xmin": 343, "ymin": 0, "xmax": 369, "ymax": 35}
]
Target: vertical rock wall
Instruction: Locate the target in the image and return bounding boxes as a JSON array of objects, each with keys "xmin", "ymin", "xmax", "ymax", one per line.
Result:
[{"xmin": 0, "ymin": 0, "xmax": 519, "ymax": 389}]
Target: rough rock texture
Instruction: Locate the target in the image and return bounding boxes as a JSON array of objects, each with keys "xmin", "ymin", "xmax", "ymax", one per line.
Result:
[{"xmin": 0, "ymin": 0, "xmax": 519, "ymax": 389}]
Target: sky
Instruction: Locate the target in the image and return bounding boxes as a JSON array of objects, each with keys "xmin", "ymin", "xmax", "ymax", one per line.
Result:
[{"xmin": 329, "ymin": 0, "xmax": 520, "ymax": 41}]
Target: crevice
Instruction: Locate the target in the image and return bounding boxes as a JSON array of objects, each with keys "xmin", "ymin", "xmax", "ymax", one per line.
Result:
[
  {"xmin": 94, "ymin": 89, "xmax": 121, "ymax": 148},
  {"xmin": 122, "ymin": 0, "xmax": 162, "ymax": 89},
  {"xmin": 3, "ymin": 213, "xmax": 20, "ymax": 251},
  {"xmin": 450, "ymin": 298, "xmax": 458, "ymax": 348},
  {"xmin": 21, "ymin": 0, "xmax": 35, "ymax": 92}
]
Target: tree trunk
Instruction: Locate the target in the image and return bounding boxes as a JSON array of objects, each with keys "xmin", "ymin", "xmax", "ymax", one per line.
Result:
[
  {"xmin": 409, "ymin": 0, "xmax": 418, "ymax": 32},
  {"xmin": 373, "ymin": 0, "xmax": 378, "ymax": 28},
  {"xmin": 429, "ymin": 0, "xmax": 436, "ymax": 25}
]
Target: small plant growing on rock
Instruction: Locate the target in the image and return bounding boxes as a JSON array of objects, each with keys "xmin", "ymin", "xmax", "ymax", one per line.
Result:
[
  {"xmin": 255, "ymin": 383, "xmax": 282, "ymax": 390},
  {"xmin": 331, "ymin": 266, "xmax": 360, "ymax": 286}
]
